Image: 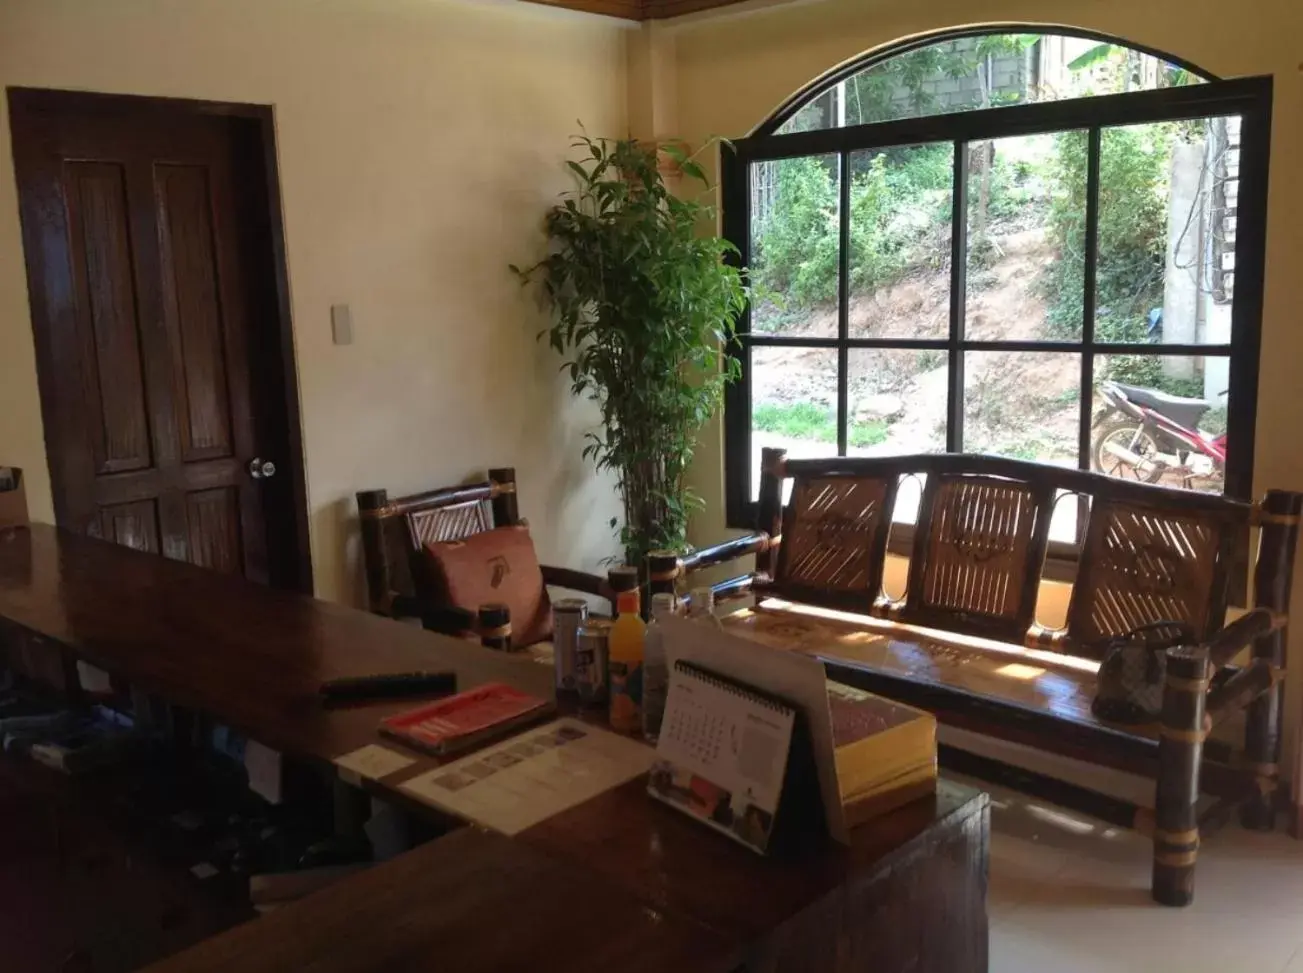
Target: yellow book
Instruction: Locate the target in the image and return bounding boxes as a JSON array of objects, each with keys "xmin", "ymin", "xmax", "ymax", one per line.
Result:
[{"xmin": 827, "ymin": 680, "xmax": 937, "ymax": 803}]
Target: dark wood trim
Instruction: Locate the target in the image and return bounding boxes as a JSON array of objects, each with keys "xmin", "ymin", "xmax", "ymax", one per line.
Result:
[
  {"xmin": 1077, "ymin": 128, "xmax": 1102, "ymax": 472},
  {"xmin": 947, "ymin": 140, "xmax": 967, "ymax": 453},
  {"xmin": 517, "ymin": 0, "xmax": 767, "ymax": 19},
  {"xmin": 720, "ymin": 139, "xmax": 752, "ymax": 527},
  {"xmin": 5, "ymin": 86, "xmax": 313, "ymax": 594},
  {"xmin": 754, "ymin": 25, "xmax": 1225, "ymax": 137},
  {"xmin": 252, "ymin": 107, "xmax": 314, "ymax": 595},
  {"xmin": 737, "ymin": 79, "xmax": 1270, "ymax": 164},
  {"xmin": 835, "ymin": 150, "xmax": 851, "ymax": 455}
]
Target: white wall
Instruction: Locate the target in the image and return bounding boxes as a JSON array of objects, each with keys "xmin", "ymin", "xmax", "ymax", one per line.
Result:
[{"xmin": 0, "ymin": 0, "xmax": 632, "ymax": 603}]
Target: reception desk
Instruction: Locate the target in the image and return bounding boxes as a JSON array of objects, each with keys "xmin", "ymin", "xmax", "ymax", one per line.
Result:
[{"xmin": 0, "ymin": 524, "xmax": 989, "ymax": 973}]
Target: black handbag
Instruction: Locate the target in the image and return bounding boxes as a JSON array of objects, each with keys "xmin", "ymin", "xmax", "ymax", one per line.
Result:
[{"xmin": 1091, "ymin": 621, "xmax": 1195, "ymax": 725}]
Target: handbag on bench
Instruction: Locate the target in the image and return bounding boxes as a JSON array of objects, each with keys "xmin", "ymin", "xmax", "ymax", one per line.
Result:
[{"xmin": 1091, "ymin": 621, "xmax": 1196, "ymax": 726}]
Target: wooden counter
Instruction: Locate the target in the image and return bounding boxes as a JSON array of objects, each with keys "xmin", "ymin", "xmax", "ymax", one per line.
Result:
[
  {"xmin": 0, "ymin": 525, "xmax": 989, "ymax": 973},
  {"xmin": 140, "ymin": 827, "xmax": 739, "ymax": 973}
]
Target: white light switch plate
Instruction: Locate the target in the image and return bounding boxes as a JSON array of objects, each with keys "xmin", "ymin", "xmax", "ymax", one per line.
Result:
[{"xmin": 330, "ymin": 304, "xmax": 353, "ymax": 345}]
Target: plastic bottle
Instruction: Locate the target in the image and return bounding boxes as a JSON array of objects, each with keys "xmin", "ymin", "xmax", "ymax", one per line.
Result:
[
  {"xmin": 641, "ymin": 592, "xmax": 678, "ymax": 743},
  {"xmin": 688, "ymin": 586, "xmax": 722, "ymax": 629},
  {"xmin": 607, "ymin": 585, "xmax": 646, "ymax": 734}
]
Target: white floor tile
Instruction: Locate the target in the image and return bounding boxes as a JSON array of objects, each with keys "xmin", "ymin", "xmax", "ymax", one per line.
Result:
[{"xmin": 971, "ymin": 776, "xmax": 1303, "ymax": 971}]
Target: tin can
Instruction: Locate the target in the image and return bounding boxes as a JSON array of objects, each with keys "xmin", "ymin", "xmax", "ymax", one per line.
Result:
[
  {"xmin": 574, "ymin": 619, "xmax": 611, "ymax": 706},
  {"xmin": 551, "ymin": 598, "xmax": 588, "ymax": 695}
]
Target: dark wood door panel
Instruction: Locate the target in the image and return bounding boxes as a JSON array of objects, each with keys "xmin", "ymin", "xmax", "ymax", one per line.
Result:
[
  {"xmin": 155, "ymin": 161, "xmax": 236, "ymax": 463},
  {"xmin": 64, "ymin": 160, "xmax": 154, "ymax": 477},
  {"xmin": 185, "ymin": 488, "xmax": 243, "ymax": 574},
  {"xmin": 8, "ymin": 89, "xmax": 301, "ymax": 589},
  {"xmin": 93, "ymin": 500, "xmax": 161, "ymax": 555}
]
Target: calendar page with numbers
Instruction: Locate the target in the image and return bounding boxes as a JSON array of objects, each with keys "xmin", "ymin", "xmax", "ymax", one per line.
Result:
[{"xmin": 648, "ymin": 659, "xmax": 797, "ymax": 854}]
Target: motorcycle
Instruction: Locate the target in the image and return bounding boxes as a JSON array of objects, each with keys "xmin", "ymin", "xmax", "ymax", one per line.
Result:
[{"xmin": 1091, "ymin": 380, "xmax": 1226, "ymax": 486}]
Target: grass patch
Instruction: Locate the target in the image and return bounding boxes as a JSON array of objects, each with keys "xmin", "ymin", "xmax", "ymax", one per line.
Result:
[
  {"xmin": 753, "ymin": 402, "xmax": 836, "ymax": 443},
  {"xmin": 850, "ymin": 420, "xmax": 889, "ymax": 448},
  {"xmin": 753, "ymin": 402, "xmax": 890, "ymax": 448}
]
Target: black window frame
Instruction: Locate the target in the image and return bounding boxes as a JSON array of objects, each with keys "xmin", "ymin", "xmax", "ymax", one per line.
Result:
[{"xmin": 721, "ymin": 45, "xmax": 1274, "ymax": 563}]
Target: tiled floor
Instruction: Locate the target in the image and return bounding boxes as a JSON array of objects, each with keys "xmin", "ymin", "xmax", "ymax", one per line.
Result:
[{"xmin": 978, "ymin": 780, "xmax": 1303, "ymax": 973}]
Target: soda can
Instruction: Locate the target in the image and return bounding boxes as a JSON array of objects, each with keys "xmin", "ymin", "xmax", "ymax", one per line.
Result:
[
  {"xmin": 551, "ymin": 598, "xmax": 588, "ymax": 695},
  {"xmin": 574, "ymin": 619, "xmax": 611, "ymax": 706}
]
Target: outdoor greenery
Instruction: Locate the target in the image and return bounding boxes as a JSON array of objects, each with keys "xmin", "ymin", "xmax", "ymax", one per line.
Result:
[
  {"xmin": 753, "ymin": 402, "xmax": 889, "ymax": 448},
  {"xmin": 513, "ymin": 134, "xmax": 747, "ymax": 565},
  {"xmin": 753, "ymin": 146, "xmax": 953, "ymax": 313},
  {"xmin": 755, "ymin": 46, "xmax": 1210, "ymax": 396},
  {"xmin": 747, "ymin": 35, "xmax": 1230, "ymax": 483}
]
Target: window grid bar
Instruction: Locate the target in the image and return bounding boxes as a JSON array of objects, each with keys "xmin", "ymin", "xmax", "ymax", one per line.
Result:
[
  {"xmin": 837, "ymin": 150, "xmax": 851, "ymax": 456},
  {"xmin": 724, "ymin": 73, "xmax": 1271, "ymax": 533},
  {"xmin": 947, "ymin": 140, "xmax": 969, "ymax": 453},
  {"xmin": 1078, "ymin": 128, "xmax": 1103, "ymax": 474},
  {"xmin": 741, "ymin": 335, "xmax": 1234, "ymax": 357}
]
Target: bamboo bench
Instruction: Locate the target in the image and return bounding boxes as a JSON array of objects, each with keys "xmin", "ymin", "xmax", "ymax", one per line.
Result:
[{"xmin": 662, "ymin": 448, "xmax": 1302, "ymax": 906}]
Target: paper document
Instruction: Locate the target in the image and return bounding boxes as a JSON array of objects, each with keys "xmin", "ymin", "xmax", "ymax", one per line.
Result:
[
  {"xmin": 399, "ymin": 719, "xmax": 655, "ymax": 836},
  {"xmin": 334, "ymin": 744, "xmax": 417, "ymax": 787},
  {"xmin": 244, "ymin": 740, "xmax": 283, "ymax": 805}
]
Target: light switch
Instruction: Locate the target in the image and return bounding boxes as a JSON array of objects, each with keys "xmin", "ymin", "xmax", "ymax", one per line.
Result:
[{"xmin": 331, "ymin": 304, "xmax": 353, "ymax": 346}]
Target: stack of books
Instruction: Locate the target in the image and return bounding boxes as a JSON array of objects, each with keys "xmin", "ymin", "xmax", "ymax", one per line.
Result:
[{"xmin": 827, "ymin": 681, "xmax": 937, "ymax": 827}]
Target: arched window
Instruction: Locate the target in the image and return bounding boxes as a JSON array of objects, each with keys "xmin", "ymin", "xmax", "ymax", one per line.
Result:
[{"xmin": 721, "ymin": 27, "xmax": 1272, "ymax": 555}]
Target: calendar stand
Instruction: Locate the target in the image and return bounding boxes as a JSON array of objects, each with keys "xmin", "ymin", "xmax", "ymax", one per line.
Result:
[{"xmin": 648, "ymin": 660, "xmax": 828, "ymax": 856}]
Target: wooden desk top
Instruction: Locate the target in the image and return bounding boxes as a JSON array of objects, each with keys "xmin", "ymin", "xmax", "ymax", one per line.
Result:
[
  {"xmin": 0, "ymin": 524, "xmax": 990, "ymax": 973},
  {"xmin": 0, "ymin": 524, "xmax": 551, "ymax": 761},
  {"xmin": 522, "ymin": 776, "xmax": 983, "ymax": 942},
  {"xmin": 140, "ymin": 827, "xmax": 739, "ymax": 973}
]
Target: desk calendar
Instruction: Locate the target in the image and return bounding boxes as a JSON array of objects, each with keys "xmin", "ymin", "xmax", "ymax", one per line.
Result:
[{"xmin": 649, "ymin": 659, "xmax": 798, "ymax": 854}]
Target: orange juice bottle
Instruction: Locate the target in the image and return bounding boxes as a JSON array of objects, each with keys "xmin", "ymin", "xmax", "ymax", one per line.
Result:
[{"xmin": 608, "ymin": 584, "xmax": 645, "ymax": 734}]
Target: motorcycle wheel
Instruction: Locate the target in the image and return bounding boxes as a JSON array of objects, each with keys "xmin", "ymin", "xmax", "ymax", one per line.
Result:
[{"xmin": 1092, "ymin": 420, "xmax": 1165, "ymax": 484}]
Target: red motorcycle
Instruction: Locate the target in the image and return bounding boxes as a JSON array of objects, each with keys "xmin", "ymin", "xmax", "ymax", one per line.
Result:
[{"xmin": 1091, "ymin": 380, "xmax": 1226, "ymax": 486}]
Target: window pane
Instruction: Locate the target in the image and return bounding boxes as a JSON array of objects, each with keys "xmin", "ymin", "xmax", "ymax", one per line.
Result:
[
  {"xmin": 1091, "ymin": 354, "xmax": 1229, "ymax": 494},
  {"xmin": 750, "ymin": 155, "xmax": 841, "ymax": 337},
  {"xmin": 1095, "ymin": 117, "xmax": 1241, "ymax": 348},
  {"xmin": 750, "ymin": 345, "xmax": 839, "ymax": 500},
  {"xmin": 962, "ymin": 351, "xmax": 1081, "ymax": 466},
  {"xmin": 967, "ymin": 131, "xmax": 1087, "ymax": 341},
  {"xmin": 847, "ymin": 349, "xmax": 947, "ymax": 456},
  {"xmin": 777, "ymin": 34, "xmax": 1205, "ymax": 134},
  {"xmin": 847, "ymin": 144, "xmax": 953, "ymax": 339}
]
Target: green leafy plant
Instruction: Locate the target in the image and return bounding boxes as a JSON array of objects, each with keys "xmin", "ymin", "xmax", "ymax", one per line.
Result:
[{"xmin": 512, "ymin": 133, "xmax": 747, "ymax": 565}]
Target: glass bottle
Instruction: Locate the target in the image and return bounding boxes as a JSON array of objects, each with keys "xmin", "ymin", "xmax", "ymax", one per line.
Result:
[
  {"xmin": 688, "ymin": 586, "xmax": 722, "ymax": 629},
  {"xmin": 641, "ymin": 592, "xmax": 678, "ymax": 743}
]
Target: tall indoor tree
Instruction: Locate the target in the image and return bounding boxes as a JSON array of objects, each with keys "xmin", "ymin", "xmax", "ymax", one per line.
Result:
[{"xmin": 513, "ymin": 133, "xmax": 747, "ymax": 567}]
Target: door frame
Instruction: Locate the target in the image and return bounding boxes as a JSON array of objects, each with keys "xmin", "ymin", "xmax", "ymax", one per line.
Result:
[{"xmin": 7, "ymin": 86, "xmax": 314, "ymax": 595}]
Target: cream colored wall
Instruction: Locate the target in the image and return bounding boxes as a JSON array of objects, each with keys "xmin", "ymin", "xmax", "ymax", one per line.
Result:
[
  {"xmin": 669, "ymin": 0, "xmax": 1303, "ymax": 756},
  {"xmin": 0, "ymin": 0, "xmax": 630, "ymax": 603}
]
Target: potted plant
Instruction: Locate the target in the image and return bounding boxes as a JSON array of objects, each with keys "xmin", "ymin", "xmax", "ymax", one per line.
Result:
[{"xmin": 513, "ymin": 133, "xmax": 747, "ymax": 568}]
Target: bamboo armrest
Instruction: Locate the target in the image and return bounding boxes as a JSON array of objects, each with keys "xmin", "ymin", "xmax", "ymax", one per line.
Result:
[
  {"xmin": 1206, "ymin": 608, "xmax": 1286, "ymax": 669},
  {"xmin": 541, "ymin": 565, "xmax": 610, "ymax": 608}
]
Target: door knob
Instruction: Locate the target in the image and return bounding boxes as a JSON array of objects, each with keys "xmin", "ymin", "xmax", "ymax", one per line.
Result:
[{"xmin": 249, "ymin": 458, "xmax": 277, "ymax": 480}]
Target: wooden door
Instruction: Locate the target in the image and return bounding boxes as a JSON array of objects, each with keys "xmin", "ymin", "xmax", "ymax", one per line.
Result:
[{"xmin": 8, "ymin": 90, "xmax": 307, "ymax": 588}]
